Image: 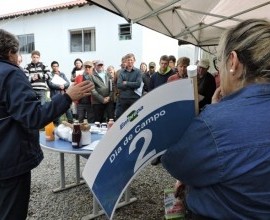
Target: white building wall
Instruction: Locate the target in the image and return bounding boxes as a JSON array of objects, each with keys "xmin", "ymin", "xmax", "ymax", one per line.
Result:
[
  {"xmin": 0, "ymin": 5, "xmax": 145, "ymax": 78},
  {"xmin": 0, "ymin": 4, "xmax": 188, "ymax": 79}
]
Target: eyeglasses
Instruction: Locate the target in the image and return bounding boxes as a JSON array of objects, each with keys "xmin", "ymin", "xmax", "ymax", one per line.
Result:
[
  {"xmin": 84, "ymin": 66, "xmax": 92, "ymax": 68},
  {"xmin": 52, "ymin": 65, "xmax": 59, "ymax": 68}
]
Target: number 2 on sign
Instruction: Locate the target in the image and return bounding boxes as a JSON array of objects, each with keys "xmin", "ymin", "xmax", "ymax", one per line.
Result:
[{"xmin": 128, "ymin": 129, "xmax": 156, "ymax": 173}]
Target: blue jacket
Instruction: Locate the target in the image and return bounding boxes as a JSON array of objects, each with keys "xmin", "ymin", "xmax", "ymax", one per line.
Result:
[
  {"xmin": 0, "ymin": 60, "xmax": 72, "ymax": 180},
  {"xmin": 162, "ymin": 84, "xmax": 270, "ymax": 219}
]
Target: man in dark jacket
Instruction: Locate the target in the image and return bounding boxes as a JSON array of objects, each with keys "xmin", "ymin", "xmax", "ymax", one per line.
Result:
[
  {"xmin": 197, "ymin": 59, "xmax": 216, "ymax": 111},
  {"xmin": 149, "ymin": 55, "xmax": 174, "ymax": 91},
  {"xmin": 0, "ymin": 29, "xmax": 94, "ymax": 220},
  {"xmin": 149, "ymin": 55, "xmax": 174, "ymax": 166}
]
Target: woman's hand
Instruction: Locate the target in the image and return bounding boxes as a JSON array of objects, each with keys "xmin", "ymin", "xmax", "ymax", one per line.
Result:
[
  {"xmin": 212, "ymin": 87, "xmax": 222, "ymax": 104},
  {"xmin": 66, "ymin": 81, "xmax": 94, "ymax": 101}
]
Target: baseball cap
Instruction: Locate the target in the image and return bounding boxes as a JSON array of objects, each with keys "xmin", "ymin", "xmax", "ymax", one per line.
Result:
[
  {"xmin": 149, "ymin": 62, "xmax": 156, "ymax": 68},
  {"xmin": 96, "ymin": 60, "xmax": 104, "ymax": 66},
  {"xmin": 197, "ymin": 59, "xmax": 210, "ymax": 69},
  {"xmin": 83, "ymin": 61, "xmax": 93, "ymax": 67}
]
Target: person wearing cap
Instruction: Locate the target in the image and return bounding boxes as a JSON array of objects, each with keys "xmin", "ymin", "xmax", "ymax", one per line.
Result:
[
  {"xmin": 142, "ymin": 61, "xmax": 156, "ymax": 94},
  {"xmin": 75, "ymin": 61, "xmax": 95, "ymax": 123},
  {"xmin": 167, "ymin": 57, "xmax": 190, "ymax": 82},
  {"xmin": 197, "ymin": 58, "xmax": 216, "ymax": 111},
  {"xmin": 89, "ymin": 60, "xmax": 114, "ymax": 123}
]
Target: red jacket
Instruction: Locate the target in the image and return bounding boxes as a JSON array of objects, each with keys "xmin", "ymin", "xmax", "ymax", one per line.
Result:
[{"xmin": 74, "ymin": 74, "xmax": 92, "ymax": 104}]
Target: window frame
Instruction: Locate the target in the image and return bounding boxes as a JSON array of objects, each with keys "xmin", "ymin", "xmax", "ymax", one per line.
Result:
[
  {"xmin": 17, "ymin": 33, "xmax": 35, "ymax": 54},
  {"xmin": 69, "ymin": 28, "xmax": 96, "ymax": 53},
  {"xmin": 119, "ymin": 23, "xmax": 132, "ymax": 40}
]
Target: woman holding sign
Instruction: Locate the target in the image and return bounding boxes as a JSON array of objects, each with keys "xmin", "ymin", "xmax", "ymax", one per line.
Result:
[{"xmin": 162, "ymin": 19, "xmax": 270, "ymax": 219}]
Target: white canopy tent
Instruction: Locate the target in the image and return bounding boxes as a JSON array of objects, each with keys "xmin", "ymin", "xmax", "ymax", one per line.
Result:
[{"xmin": 88, "ymin": 0, "xmax": 270, "ymax": 54}]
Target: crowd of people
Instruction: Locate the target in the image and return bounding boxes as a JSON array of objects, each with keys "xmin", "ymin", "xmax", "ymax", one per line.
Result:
[
  {"xmin": 18, "ymin": 50, "xmax": 218, "ymax": 126},
  {"xmin": 1, "ymin": 18, "xmax": 269, "ymax": 219}
]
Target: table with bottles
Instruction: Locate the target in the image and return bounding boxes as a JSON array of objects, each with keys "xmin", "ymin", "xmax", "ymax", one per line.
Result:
[{"xmin": 39, "ymin": 130, "xmax": 104, "ymax": 192}]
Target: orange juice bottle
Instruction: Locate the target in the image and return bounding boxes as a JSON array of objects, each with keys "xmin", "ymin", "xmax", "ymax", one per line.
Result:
[{"xmin": 45, "ymin": 122, "xmax": 55, "ymax": 141}]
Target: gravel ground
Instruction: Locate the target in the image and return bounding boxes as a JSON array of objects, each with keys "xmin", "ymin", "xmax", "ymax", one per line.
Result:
[{"xmin": 26, "ymin": 149, "xmax": 175, "ymax": 220}]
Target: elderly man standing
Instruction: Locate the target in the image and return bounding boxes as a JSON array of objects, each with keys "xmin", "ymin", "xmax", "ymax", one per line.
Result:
[
  {"xmin": 90, "ymin": 60, "xmax": 114, "ymax": 123},
  {"xmin": 197, "ymin": 59, "xmax": 216, "ymax": 111}
]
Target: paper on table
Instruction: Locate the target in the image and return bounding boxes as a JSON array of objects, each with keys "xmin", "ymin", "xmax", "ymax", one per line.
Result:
[
  {"xmin": 81, "ymin": 140, "xmax": 100, "ymax": 151},
  {"xmin": 51, "ymin": 74, "xmax": 67, "ymax": 86}
]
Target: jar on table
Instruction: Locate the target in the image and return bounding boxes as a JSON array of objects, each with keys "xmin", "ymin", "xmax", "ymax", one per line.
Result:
[
  {"xmin": 107, "ymin": 119, "xmax": 114, "ymax": 129},
  {"xmin": 72, "ymin": 120, "xmax": 82, "ymax": 148}
]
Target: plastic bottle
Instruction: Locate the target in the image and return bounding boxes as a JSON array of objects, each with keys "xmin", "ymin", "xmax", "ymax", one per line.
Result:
[
  {"xmin": 72, "ymin": 120, "xmax": 82, "ymax": 148},
  {"xmin": 45, "ymin": 122, "xmax": 55, "ymax": 141},
  {"xmin": 107, "ymin": 118, "xmax": 114, "ymax": 129}
]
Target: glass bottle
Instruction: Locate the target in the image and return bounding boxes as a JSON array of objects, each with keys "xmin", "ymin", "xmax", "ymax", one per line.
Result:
[
  {"xmin": 107, "ymin": 118, "xmax": 114, "ymax": 129},
  {"xmin": 45, "ymin": 121, "xmax": 55, "ymax": 141},
  {"xmin": 72, "ymin": 120, "xmax": 81, "ymax": 148}
]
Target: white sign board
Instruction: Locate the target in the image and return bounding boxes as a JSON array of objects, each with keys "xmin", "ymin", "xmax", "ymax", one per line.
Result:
[{"xmin": 83, "ymin": 79, "xmax": 196, "ymax": 219}]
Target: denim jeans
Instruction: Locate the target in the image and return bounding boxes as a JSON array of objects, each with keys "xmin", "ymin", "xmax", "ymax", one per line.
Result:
[{"xmin": 34, "ymin": 89, "xmax": 47, "ymax": 105}]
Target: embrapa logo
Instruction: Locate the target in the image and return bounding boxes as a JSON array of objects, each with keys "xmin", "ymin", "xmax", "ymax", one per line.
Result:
[{"xmin": 120, "ymin": 106, "xmax": 143, "ymax": 130}]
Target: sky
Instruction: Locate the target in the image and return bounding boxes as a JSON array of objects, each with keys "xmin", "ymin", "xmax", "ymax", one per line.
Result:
[{"xmin": 0, "ymin": 0, "xmax": 74, "ymax": 15}]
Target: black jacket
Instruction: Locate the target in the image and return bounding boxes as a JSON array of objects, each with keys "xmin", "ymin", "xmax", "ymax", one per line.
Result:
[
  {"xmin": 0, "ymin": 60, "xmax": 72, "ymax": 180},
  {"xmin": 197, "ymin": 72, "xmax": 216, "ymax": 111}
]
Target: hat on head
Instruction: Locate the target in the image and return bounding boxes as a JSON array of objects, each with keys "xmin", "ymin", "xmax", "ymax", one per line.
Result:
[
  {"xmin": 83, "ymin": 61, "xmax": 93, "ymax": 67},
  {"xmin": 198, "ymin": 59, "xmax": 210, "ymax": 69},
  {"xmin": 96, "ymin": 60, "xmax": 104, "ymax": 66},
  {"xmin": 149, "ymin": 62, "xmax": 156, "ymax": 67}
]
